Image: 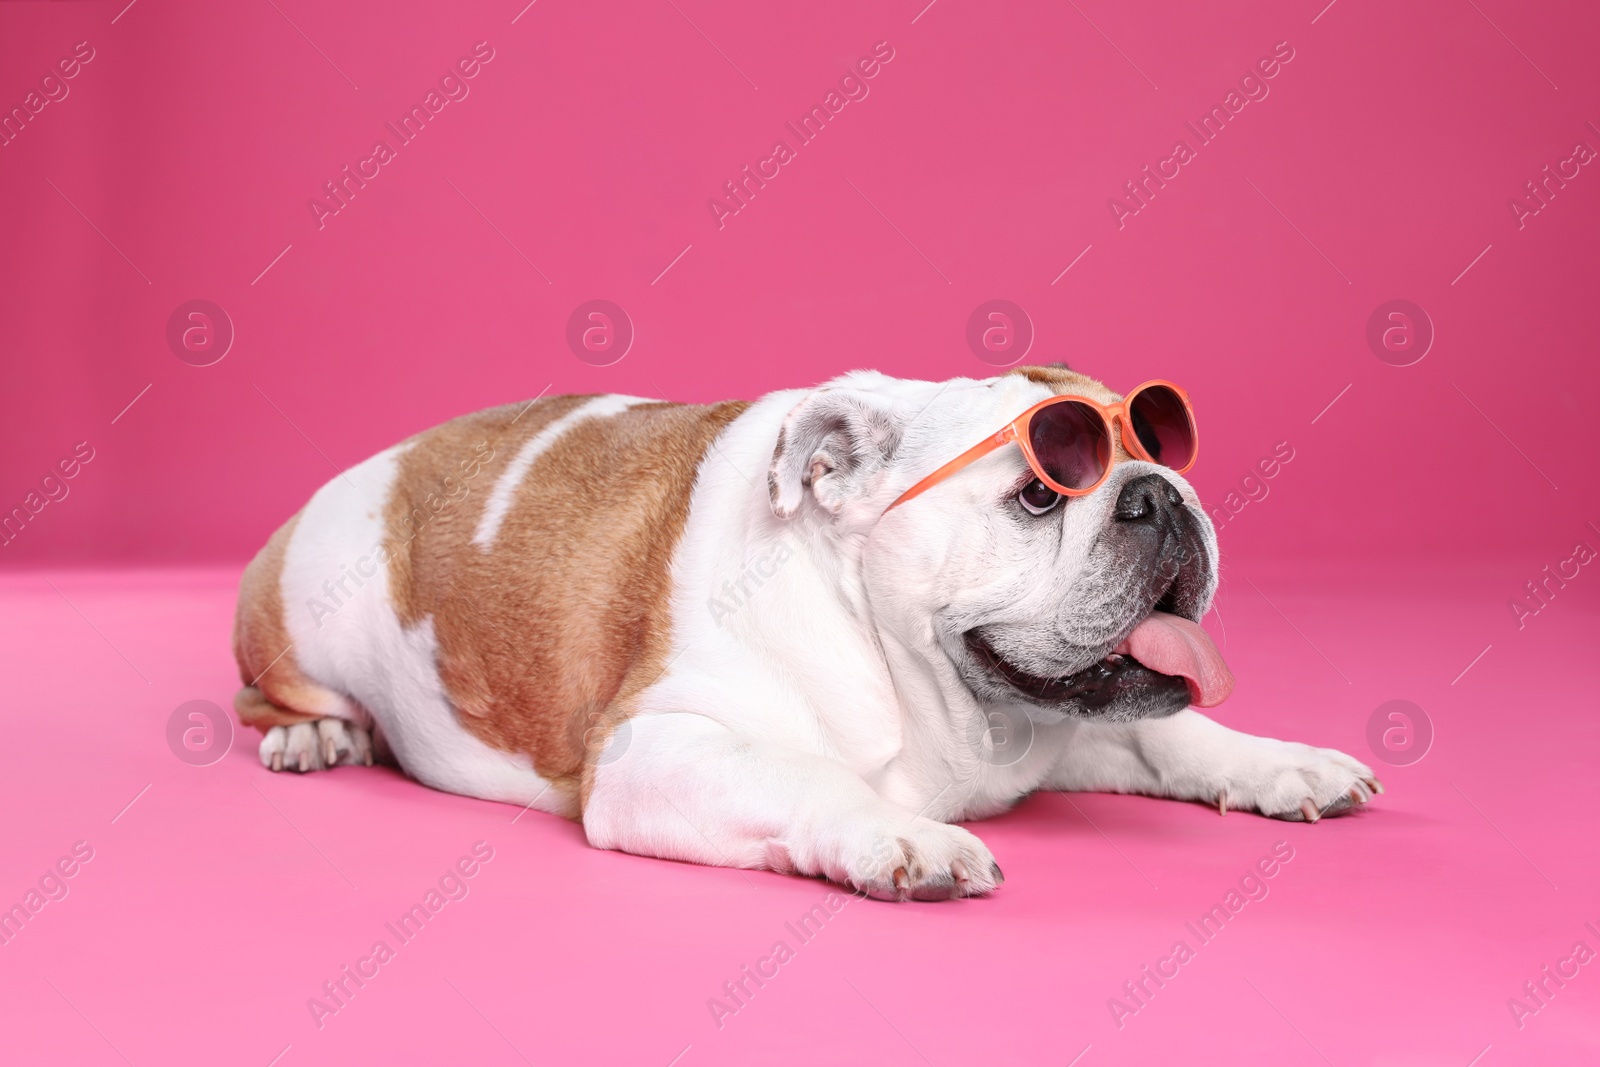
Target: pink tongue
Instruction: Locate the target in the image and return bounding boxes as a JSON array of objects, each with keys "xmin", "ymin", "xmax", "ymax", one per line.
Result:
[{"xmin": 1113, "ymin": 611, "xmax": 1234, "ymax": 708}]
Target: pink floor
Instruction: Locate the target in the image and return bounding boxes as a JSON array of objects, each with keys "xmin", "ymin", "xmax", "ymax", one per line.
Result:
[{"xmin": 0, "ymin": 561, "xmax": 1594, "ymax": 1066}]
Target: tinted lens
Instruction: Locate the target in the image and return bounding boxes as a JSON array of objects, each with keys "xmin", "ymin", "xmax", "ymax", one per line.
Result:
[
  {"xmin": 1128, "ymin": 385, "xmax": 1195, "ymax": 470},
  {"xmin": 1028, "ymin": 400, "xmax": 1111, "ymax": 490}
]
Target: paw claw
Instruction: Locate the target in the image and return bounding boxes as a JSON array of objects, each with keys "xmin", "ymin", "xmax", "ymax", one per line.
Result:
[
  {"xmin": 1212, "ymin": 741, "xmax": 1378, "ymax": 822},
  {"xmin": 260, "ymin": 719, "xmax": 374, "ymax": 776},
  {"xmin": 840, "ymin": 819, "xmax": 997, "ymax": 901}
]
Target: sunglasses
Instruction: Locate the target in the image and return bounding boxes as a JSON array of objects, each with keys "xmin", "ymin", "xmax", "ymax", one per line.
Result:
[{"xmin": 886, "ymin": 380, "xmax": 1198, "ymax": 512}]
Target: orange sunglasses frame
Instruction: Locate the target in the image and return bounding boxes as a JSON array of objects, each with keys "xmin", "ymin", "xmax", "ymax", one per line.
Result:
[{"xmin": 885, "ymin": 380, "xmax": 1198, "ymax": 512}]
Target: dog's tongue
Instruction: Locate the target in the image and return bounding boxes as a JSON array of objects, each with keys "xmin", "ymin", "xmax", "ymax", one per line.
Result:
[{"xmin": 1114, "ymin": 611, "xmax": 1234, "ymax": 708}]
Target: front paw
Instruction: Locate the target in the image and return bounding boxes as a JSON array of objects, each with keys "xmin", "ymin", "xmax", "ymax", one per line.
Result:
[
  {"xmin": 813, "ymin": 816, "xmax": 1002, "ymax": 902},
  {"xmin": 1220, "ymin": 741, "xmax": 1383, "ymax": 822}
]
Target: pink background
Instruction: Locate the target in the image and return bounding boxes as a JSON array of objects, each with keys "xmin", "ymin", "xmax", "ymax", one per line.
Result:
[{"xmin": 2, "ymin": 0, "xmax": 1598, "ymax": 1064}]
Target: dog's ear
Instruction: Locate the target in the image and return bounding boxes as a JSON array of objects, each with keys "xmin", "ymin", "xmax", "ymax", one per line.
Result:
[{"xmin": 768, "ymin": 389, "xmax": 903, "ymax": 519}]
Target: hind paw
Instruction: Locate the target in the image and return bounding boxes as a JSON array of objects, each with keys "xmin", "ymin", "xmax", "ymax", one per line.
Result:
[{"xmin": 260, "ymin": 720, "xmax": 373, "ymax": 773}]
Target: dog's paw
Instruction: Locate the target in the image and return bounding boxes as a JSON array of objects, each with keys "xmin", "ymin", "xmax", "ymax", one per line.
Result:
[
  {"xmin": 260, "ymin": 720, "xmax": 373, "ymax": 773},
  {"xmin": 822, "ymin": 817, "xmax": 1001, "ymax": 902},
  {"xmin": 1219, "ymin": 740, "xmax": 1382, "ymax": 822}
]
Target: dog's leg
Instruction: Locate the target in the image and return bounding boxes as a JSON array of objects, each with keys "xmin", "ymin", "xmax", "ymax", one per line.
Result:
[
  {"xmin": 234, "ymin": 512, "xmax": 381, "ymax": 775},
  {"xmin": 584, "ymin": 712, "xmax": 1002, "ymax": 900},
  {"xmin": 1043, "ymin": 709, "xmax": 1381, "ymax": 821}
]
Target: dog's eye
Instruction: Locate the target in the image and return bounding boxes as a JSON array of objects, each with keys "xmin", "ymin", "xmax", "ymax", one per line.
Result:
[{"xmin": 1018, "ymin": 479, "xmax": 1061, "ymax": 515}]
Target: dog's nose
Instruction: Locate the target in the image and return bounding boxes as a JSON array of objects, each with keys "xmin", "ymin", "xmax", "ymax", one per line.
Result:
[{"xmin": 1114, "ymin": 473, "xmax": 1183, "ymax": 523}]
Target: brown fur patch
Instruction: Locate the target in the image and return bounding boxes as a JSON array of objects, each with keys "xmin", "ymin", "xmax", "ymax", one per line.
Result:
[
  {"xmin": 233, "ymin": 512, "xmax": 336, "ymax": 729},
  {"xmin": 383, "ymin": 394, "xmax": 591, "ymax": 630},
  {"xmin": 1006, "ymin": 363, "xmax": 1118, "ymax": 402},
  {"xmin": 382, "ymin": 396, "xmax": 750, "ymax": 811}
]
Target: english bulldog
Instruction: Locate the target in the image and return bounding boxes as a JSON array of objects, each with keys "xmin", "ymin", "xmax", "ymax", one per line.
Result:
[{"xmin": 234, "ymin": 365, "xmax": 1380, "ymax": 901}]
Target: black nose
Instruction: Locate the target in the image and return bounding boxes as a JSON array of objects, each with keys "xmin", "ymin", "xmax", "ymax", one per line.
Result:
[{"xmin": 1114, "ymin": 473, "xmax": 1183, "ymax": 523}]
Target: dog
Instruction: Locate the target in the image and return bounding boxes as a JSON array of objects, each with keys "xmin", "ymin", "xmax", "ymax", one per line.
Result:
[{"xmin": 233, "ymin": 364, "xmax": 1379, "ymax": 900}]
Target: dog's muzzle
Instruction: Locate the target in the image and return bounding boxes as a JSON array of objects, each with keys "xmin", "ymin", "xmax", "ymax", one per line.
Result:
[{"xmin": 959, "ymin": 471, "xmax": 1232, "ymax": 722}]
